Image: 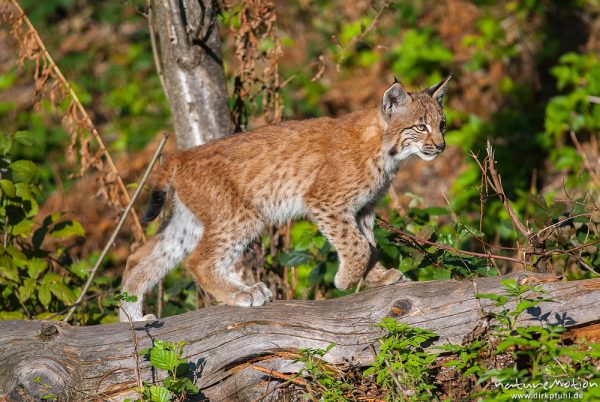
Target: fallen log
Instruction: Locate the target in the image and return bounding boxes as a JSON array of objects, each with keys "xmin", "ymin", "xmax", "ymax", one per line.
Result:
[{"xmin": 0, "ymin": 273, "xmax": 599, "ymax": 401}]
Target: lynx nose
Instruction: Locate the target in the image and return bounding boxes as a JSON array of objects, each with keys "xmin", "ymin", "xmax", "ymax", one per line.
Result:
[{"xmin": 434, "ymin": 141, "xmax": 445, "ymax": 152}]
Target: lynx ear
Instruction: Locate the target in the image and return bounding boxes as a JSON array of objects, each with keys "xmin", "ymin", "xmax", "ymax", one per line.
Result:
[
  {"xmin": 382, "ymin": 81, "xmax": 410, "ymax": 120},
  {"xmin": 425, "ymin": 73, "xmax": 453, "ymax": 106}
]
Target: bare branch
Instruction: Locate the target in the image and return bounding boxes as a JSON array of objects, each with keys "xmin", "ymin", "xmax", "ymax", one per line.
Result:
[{"xmin": 63, "ymin": 133, "xmax": 170, "ymax": 322}]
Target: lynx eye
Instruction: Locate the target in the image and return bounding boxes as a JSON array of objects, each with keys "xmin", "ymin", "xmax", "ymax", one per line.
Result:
[{"xmin": 414, "ymin": 124, "xmax": 428, "ymax": 132}]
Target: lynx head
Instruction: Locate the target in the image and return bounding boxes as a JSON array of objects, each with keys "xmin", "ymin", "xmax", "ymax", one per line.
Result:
[{"xmin": 381, "ymin": 74, "xmax": 452, "ymax": 161}]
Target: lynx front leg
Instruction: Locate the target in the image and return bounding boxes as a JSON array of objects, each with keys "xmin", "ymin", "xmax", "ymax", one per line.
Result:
[
  {"xmin": 309, "ymin": 209, "xmax": 378, "ymax": 290},
  {"xmin": 357, "ymin": 211, "xmax": 409, "ymax": 288},
  {"xmin": 120, "ymin": 237, "xmax": 169, "ymax": 322}
]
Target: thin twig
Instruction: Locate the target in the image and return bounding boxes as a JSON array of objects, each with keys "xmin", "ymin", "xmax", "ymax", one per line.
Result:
[
  {"xmin": 367, "ymin": 339, "xmax": 407, "ymax": 401},
  {"xmin": 377, "ymin": 218, "xmax": 526, "ymax": 266},
  {"xmin": 541, "ymin": 239, "xmax": 600, "ymax": 255},
  {"xmin": 534, "ymin": 213, "xmax": 594, "ymax": 238},
  {"xmin": 8, "ymin": 0, "xmax": 147, "ymax": 243},
  {"xmin": 120, "ymin": 306, "xmax": 144, "ymax": 398},
  {"xmin": 147, "ymin": 0, "xmax": 168, "ymax": 100},
  {"xmin": 485, "ymin": 141, "xmax": 531, "ymax": 239},
  {"xmin": 63, "ymin": 133, "xmax": 169, "ymax": 322},
  {"xmin": 335, "ymin": 0, "xmax": 392, "ymax": 71},
  {"xmin": 250, "ymin": 365, "xmax": 308, "ymax": 387},
  {"xmin": 156, "ymin": 152, "xmax": 166, "ymax": 319},
  {"xmin": 570, "ymin": 131, "xmax": 600, "ymax": 188},
  {"xmin": 46, "ymin": 291, "xmax": 105, "ymax": 320},
  {"xmin": 564, "ymin": 252, "xmax": 596, "ymax": 274}
]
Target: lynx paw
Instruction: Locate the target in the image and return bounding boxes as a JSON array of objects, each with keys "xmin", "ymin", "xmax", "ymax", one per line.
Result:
[
  {"xmin": 142, "ymin": 314, "xmax": 158, "ymax": 321},
  {"xmin": 366, "ymin": 266, "xmax": 410, "ymax": 288},
  {"xmin": 334, "ymin": 272, "xmax": 360, "ymax": 291},
  {"xmin": 231, "ymin": 282, "xmax": 273, "ymax": 307},
  {"xmin": 119, "ymin": 300, "xmax": 143, "ymax": 322}
]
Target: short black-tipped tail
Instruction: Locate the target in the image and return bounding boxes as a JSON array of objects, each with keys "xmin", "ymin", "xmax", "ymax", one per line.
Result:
[{"xmin": 142, "ymin": 187, "xmax": 167, "ymax": 223}]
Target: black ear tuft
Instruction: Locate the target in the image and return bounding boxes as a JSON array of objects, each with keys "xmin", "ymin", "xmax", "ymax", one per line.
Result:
[
  {"xmin": 425, "ymin": 73, "xmax": 453, "ymax": 106},
  {"xmin": 382, "ymin": 81, "xmax": 410, "ymax": 120}
]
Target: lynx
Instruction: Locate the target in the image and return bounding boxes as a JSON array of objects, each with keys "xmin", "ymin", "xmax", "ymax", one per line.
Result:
[{"xmin": 120, "ymin": 75, "xmax": 451, "ymax": 322}]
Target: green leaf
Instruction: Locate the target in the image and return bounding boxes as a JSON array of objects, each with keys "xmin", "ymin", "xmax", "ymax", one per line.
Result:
[
  {"xmin": 5, "ymin": 244, "xmax": 27, "ymax": 260},
  {"xmin": 27, "ymin": 258, "xmax": 47, "ymax": 280},
  {"xmin": 308, "ymin": 262, "xmax": 327, "ymax": 285},
  {"xmin": 0, "ymin": 179, "xmax": 16, "ymax": 198},
  {"xmin": 50, "ymin": 220, "xmax": 85, "ymax": 239},
  {"xmin": 18, "ymin": 278, "xmax": 36, "ymax": 302},
  {"xmin": 14, "ymin": 131, "xmax": 35, "ymax": 147},
  {"xmin": 11, "ymin": 217, "xmax": 35, "ymax": 236},
  {"xmin": 424, "ymin": 207, "xmax": 448, "ymax": 216},
  {"xmin": 9, "ymin": 160, "xmax": 37, "ymax": 183},
  {"xmin": 149, "ymin": 385, "xmax": 170, "ymax": 402},
  {"xmin": 0, "ymin": 311, "xmax": 26, "ymax": 320},
  {"xmin": 279, "ymin": 250, "xmax": 311, "ymax": 266},
  {"xmin": 500, "ymin": 279, "xmax": 518, "ymax": 291},
  {"xmin": 0, "ymin": 256, "xmax": 19, "ymax": 282},
  {"xmin": 0, "ymin": 134, "xmax": 12, "ymax": 154},
  {"xmin": 38, "ymin": 283, "xmax": 52, "ymax": 308},
  {"xmin": 114, "ymin": 292, "xmax": 138, "ymax": 303},
  {"xmin": 15, "ymin": 182, "xmax": 35, "ymax": 201},
  {"xmin": 5, "ymin": 204, "xmax": 26, "ymax": 226},
  {"xmin": 50, "ymin": 282, "xmax": 76, "ymax": 305},
  {"xmin": 150, "ymin": 348, "xmax": 179, "ymax": 371},
  {"xmin": 475, "ymin": 293, "xmax": 508, "ymax": 307}
]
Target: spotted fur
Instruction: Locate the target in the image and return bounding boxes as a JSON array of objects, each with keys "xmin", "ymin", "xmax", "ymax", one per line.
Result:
[{"xmin": 120, "ymin": 76, "xmax": 451, "ymax": 321}]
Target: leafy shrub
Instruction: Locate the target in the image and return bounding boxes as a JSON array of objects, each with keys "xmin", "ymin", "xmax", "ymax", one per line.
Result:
[
  {"xmin": 134, "ymin": 339, "xmax": 199, "ymax": 402},
  {"xmin": 0, "ymin": 131, "xmax": 86, "ymax": 320}
]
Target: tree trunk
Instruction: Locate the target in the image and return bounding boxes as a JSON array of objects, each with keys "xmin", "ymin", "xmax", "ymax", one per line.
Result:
[
  {"xmin": 148, "ymin": 0, "xmax": 233, "ymax": 149},
  {"xmin": 1, "ymin": 273, "xmax": 598, "ymax": 401}
]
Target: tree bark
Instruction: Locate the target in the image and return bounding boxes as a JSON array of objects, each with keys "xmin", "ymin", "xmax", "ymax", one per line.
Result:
[
  {"xmin": 1, "ymin": 273, "xmax": 598, "ymax": 401},
  {"xmin": 148, "ymin": 0, "xmax": 233, "ymax": 149}
]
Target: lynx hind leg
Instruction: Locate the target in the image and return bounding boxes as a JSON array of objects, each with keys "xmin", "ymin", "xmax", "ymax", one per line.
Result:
[
  {"xmin": 185, "ymin": 216, "xmax": 272, "ymax": 308},
  {"xmin": 119, "ymin": 197, "xmax": 203, "ymax": 322}
]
